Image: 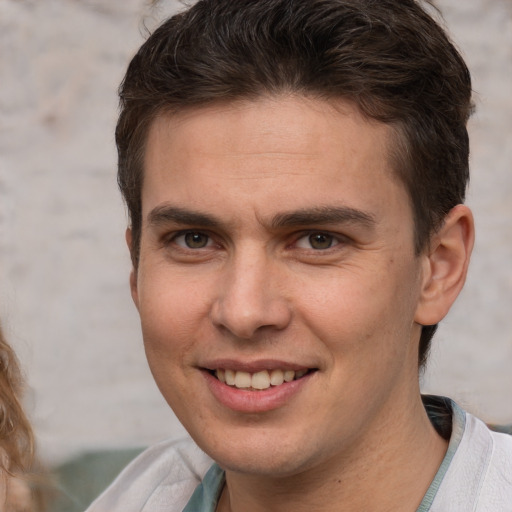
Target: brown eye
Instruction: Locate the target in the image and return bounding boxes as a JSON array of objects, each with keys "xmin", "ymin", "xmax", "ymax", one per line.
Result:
[
  {"xmin": 308, "ymin": 233, "xmax": 334, "ymax": 250},
  {"xmin": 177, "ymin": 232, "xmax": 210, "ymax": 249}
]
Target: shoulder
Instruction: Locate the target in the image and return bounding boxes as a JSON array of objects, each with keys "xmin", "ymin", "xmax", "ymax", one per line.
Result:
[
  {"xmin": 459, "ymin": 412, "xmax": 512, "ymax": 478},
  {"xmin": 464, "ymin": 413, "xmax": 512, "ymax": 508},
  {"xmin": 432, "ymin": 407, "xmax": 512, "ymax": 511},
  {"xmin": 85, "ymin": 437, "xmax": 213, "ymax": 512}
]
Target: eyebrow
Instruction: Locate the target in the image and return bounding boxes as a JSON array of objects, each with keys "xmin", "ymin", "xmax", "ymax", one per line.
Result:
[
  {"xmin": 148, "ymin": 205, "xmax": 222, "ymax": 228},
  {"xmin": 148, "ymin": 204, "xmax": 376, "ymax": 231},
  {"xmin": 269, "ymin": 206, "xmax": 376, "ymax": 230}
]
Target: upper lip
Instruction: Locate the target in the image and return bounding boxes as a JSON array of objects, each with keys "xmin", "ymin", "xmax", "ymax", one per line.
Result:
[{"xmin": 200, "ymin": 359, "xmax": 315, "ymax": 373}]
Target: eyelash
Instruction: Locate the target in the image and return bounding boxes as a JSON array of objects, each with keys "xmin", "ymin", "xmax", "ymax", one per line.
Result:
[
  {"xmin": 167, "ymin": 231, "xmax": 216, "ymax": 250},
  {"xmin": 164, "ymin": 230, "xmax": 347, "ymax": 253},
  {"xmin": 294, "ymin": 232, "xmax": 344, "ymax": 251}
]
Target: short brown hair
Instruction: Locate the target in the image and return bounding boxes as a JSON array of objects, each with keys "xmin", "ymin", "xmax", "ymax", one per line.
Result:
[{"xmin": 116, "ymin": 0, "xmax": 473, "ymax": 367}]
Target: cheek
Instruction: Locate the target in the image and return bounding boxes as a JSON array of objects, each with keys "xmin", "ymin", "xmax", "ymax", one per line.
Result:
[
  {"xmin": 294, "ymin": 261, "xmax": 420, "ymax": 358},
  {"xmin": 137, "ymin": 271, "xmax": 213, "ymax": 365},
  {"xmin": 137, "ymin": 276, "xmax": 210, "ymax": 416}
]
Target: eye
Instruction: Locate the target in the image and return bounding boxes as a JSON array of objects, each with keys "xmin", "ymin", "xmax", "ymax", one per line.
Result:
[
  {"xmin": 174, "ymin": 231, "xmax": 212, "ymax": 249},
  {"xmin": 295, "ymin": 232, "xmax": 339, "ymax": 250}
]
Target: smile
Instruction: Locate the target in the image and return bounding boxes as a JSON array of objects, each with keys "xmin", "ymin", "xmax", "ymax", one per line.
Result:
[
  {"xmin": 212, "ymin": 368, "xmax": 313, "ymax": 391},
  {"xmin": 203, "ymin": 364, "xmax": 318, "ymax": 412}
]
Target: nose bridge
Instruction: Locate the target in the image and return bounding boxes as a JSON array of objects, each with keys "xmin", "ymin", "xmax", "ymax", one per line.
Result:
[{"xmin": 211, "ymin": 244, "xmax": 291, "ymax": 339}]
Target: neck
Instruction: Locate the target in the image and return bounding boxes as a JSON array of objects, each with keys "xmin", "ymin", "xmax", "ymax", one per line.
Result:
[{"xmin": 217, "ymin": 393, "xmax": 448, "ymax": 512}]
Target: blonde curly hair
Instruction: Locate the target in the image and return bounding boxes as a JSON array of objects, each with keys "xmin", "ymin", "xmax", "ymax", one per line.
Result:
[{"xmin": 0, "ymin": 324, "xmax": 44, "ymax": 511}]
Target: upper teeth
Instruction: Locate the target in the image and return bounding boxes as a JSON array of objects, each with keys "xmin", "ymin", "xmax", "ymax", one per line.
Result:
[{"xmin": 215, "ymin": 369, "xmax": 308, "ymax": 390}]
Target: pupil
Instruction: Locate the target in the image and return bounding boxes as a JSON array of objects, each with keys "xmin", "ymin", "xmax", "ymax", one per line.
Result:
[
  {"xmin": 185, "ymin": 232, "xmax": 208, "ymax": 248},
  {"xmin": 309, "ymin": 233, "xmax": 332, "ymax": 250}
]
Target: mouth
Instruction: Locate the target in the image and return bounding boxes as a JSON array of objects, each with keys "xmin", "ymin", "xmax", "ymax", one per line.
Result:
[{"xmin": 207, "ymin": 368, "xmax": 317, "ymax": 391}]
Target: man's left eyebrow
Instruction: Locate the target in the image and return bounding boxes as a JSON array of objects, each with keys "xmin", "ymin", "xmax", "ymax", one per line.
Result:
[{"xmin": 270, "ymin": 206, "xmax": 376, "ymax": 229}]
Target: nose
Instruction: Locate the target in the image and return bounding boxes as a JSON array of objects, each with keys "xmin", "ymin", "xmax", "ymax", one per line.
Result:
[{"xmin": 210, "ymin": 248, "xmax": 292, "ymax": 340}]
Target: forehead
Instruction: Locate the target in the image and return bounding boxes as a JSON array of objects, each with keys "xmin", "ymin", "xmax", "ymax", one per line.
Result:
[
  {"xmin": 146, "ymin": 96, "xmax": 390, "ymax": 166},
  {"xmin": 142, "ymin": 95, "xmax": 410, "ymax": 225}
]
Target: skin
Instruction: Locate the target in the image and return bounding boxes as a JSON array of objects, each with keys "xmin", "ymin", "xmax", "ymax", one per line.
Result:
[
  {"xmin": 0, "ymin": 463, "xmax": 5, "ymax": 508},
  {"xmin": 128, "ymin": 95, "xmax": 474, "ymax": 511}
]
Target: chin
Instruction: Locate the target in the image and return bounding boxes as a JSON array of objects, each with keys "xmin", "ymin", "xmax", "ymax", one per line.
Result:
[
  {"xmin": 194, "ymin": 429, "xmax": 318, "ymax": 478},
  {"xmin": 220, "ymin": 455, "xmax": 311, "ymax": 478}
]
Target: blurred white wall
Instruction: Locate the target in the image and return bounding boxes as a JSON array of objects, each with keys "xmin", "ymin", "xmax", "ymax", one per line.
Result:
[{"xmin": 0, "ymin": 0, "xmax": 510, "ymax": 465}]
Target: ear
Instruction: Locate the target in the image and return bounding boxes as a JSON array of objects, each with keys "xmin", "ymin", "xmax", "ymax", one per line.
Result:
[
  {"xmin": 125, "ymin": 228, "xmax": 140, "ymax": 311},
  {"xmin": 415, "ymin": 205, "xmax": 475, "ymax": 326}
]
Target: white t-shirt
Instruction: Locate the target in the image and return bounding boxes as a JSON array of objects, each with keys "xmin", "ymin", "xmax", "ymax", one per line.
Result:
[{"xmin": 85, "ymin": 398, "xmax": 512, "ymax": 511}]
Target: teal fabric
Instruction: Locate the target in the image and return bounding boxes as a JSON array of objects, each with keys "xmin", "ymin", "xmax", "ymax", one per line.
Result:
[
  {"xmin": 182, "ymin": 398, "xmax": 466, "ymax": 512},
  {"xmin": 416, "ymin": 399, "xmax": 465, "ymax": 511},
  {"xmin": 182, "ymin": 463, "xmax": 225, "ymax": 512}
]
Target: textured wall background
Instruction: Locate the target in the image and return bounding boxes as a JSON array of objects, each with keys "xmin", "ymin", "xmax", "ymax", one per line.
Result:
[{"xmin": 0, "ymin": 0, "xmax": 511, "ymax": 465}]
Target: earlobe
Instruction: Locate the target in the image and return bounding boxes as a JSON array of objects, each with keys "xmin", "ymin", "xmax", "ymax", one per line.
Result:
[
  {"xmin": 125, "ymin": 228, "xmax": 140, "ymax": 310},
  {"xmin": 415, "ymin": 205, "xmax": 475, "ymax": 326}
]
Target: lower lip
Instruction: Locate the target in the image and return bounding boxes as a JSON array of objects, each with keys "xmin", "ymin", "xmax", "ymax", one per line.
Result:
[{"xmin": 202, "ymin": 370, "xmax": 315, "ymax": 413}]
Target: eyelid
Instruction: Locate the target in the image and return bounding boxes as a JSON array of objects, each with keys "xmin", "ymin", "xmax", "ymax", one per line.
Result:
[
  {"xmin": 162, "ymin": 228, "xmax": 348, "ymax": 251},
  {"xmin": 292, "ymin": 230, "xmax": 347, "ymax": 250},
  {"xmin": 165, "ymin": 229, "xmax": 216, "ymax": 249}
]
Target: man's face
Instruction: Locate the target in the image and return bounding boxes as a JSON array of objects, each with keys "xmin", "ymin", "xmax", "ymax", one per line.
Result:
[{"xmin": 131, "ymin": 96, "xmax": 427, "ymax": 477}]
